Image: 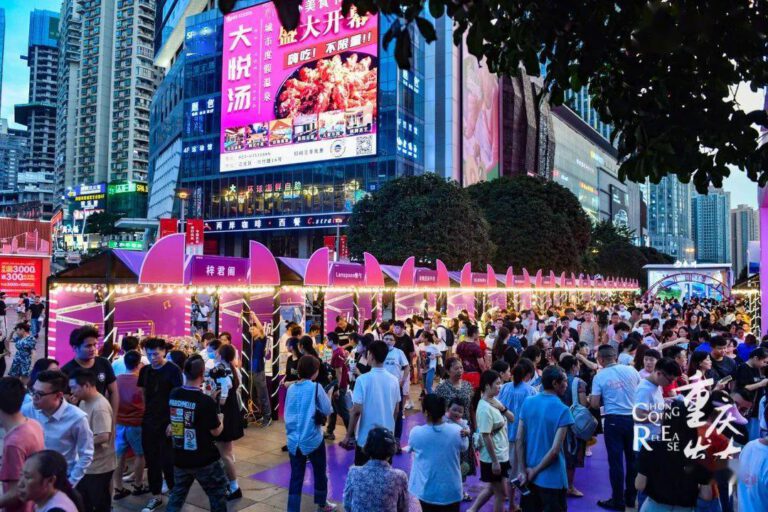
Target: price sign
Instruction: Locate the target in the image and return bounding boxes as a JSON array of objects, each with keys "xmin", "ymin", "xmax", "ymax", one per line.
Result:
[{"xmin": 0, "ymin": 258, "xmax": 42, "ymax": 294}]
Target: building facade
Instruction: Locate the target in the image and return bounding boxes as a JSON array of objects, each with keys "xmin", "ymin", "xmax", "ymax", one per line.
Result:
[
  {"xmin": 0, "ymin": 8, "xmax": 5, "ymax": 114},
  {"xmin": 692, "ymin": 187, "xmax": 731, "ymax": 264},
  {"xmin": 730, "ymin": 203, "xmax": 758, "ymax": 276},
  {"xmin": 0, "ymin": 119, "xmax": 28, "ymax": 212},
  {"xmin": 55, "ymin": 0, "xmax": 159, "ymax": 216},
  {"xmin": 647, "ymin": 176, "xmax": 694, "ymax": 260},
  {"xmin": 14, "ymin": 10, "xmax": 60, "ymax": 219}
]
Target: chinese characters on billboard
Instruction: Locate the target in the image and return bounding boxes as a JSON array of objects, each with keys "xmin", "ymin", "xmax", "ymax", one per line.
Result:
[
  {"xmin": 461, "ymin": 36, "xmax": 500, "ymax": 186},
  {"xmin": 220, "ymin": 0, "xmax": 378, "ymax": 172}
]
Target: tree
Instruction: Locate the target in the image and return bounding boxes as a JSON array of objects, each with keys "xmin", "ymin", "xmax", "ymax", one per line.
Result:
[
  {"xmin": 466, "ymin": 176, "xmax": 591, "ymax": 273},
  {"xmin": 234, "ymin": 0, "xmax": 768, "ymax": 192},
  {"xmin": 347, "ymin": 173, "xmax": 496, "ymax": 268},
  {"xmin": 85, "ymin": 211, "xmax": 121, "ymax": 236}
]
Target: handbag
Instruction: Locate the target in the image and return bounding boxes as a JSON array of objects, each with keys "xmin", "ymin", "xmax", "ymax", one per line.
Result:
[
  {"xmin": 313, "ymin": 383, "xmax": 327, "ymax": 426},
  {"xmin": 569, "ymin": 377, "xmax": 598, "ymax": 441}
]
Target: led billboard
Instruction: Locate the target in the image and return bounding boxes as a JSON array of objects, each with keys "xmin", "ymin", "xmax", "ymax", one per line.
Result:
[{"xmin": 221, "ymin": 0, "xmax": 378, "ymax": 172}]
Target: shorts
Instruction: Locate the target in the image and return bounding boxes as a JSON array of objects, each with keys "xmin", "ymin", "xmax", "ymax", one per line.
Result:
[
  {"xmin": 116, "ymin": 424, "xmax": 144, "ymax": 456},
  {"xmin": 479, "ymin": 460, "xmax": 511, "ymax": 483}
]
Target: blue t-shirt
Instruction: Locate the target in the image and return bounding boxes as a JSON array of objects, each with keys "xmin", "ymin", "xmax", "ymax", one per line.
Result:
[
  {"xmin": 736, "ymin": 342, "xmax": 756, "ymax": 363},
  {"xmin": 695, "ymin": 342, "xmax": 712, "ymax": 353},
  {"xmin": 498, "ymin": 381, "xmax": 537, "ymax": 442},
  {"xmin": 250, "ymin": 336, "xmax": 267, "ymax": 373},
  {"xmin": 519, "ymin": 392, "xmax": 574, "ymax": 489}
]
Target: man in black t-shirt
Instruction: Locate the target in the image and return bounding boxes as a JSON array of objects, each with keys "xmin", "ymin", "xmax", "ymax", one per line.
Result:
[
  {"xmin": 28, "ymin": 296, "xmax": 45, "ymax": 338},
  {"xmin": 166, "ymin": 355, "xmax": 228, "ymax": 512},
  {"xmin": 734, "ymin": 348, "xmax": 768, "ymax": 441},
  {"xmin": 61, "ymin": 326, "xmax": 118, "ymax": 418},
  {"xmin": 138, "ymin": 337, "xmax": 183, "ymax": 512},
  {"xmin": 334, "ymin": 315, "xmax": 355, "ymax": 347},
  {"xmin": 710, "ymin": 336, "xmax": 738, "ymax": 383}
]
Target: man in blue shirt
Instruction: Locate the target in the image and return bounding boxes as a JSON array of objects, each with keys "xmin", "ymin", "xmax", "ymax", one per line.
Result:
[
  {"xmin": 248, "ymin": 313, "xmax": 272, "ymax": 427},
  {"xmin": 516, "ymin": 365, "xmax": 574, "ymax": 512}
]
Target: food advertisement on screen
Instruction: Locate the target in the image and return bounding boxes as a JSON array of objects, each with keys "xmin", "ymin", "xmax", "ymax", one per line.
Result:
[
  {"xmin": 221, "ymin": 0, "xmax": 378, "ymax": 172},
  {"xmin": 461, "ymin": 35, "xmax": 500, "ymax": 186}
]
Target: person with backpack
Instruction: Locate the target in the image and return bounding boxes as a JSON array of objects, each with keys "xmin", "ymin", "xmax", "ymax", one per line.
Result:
[{"xmin": 558, "ymin": 355, "xmax": 589, "ymax": 498}]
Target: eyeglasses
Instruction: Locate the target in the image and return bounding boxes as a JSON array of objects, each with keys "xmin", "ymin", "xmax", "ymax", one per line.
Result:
[{"xmin": 31, "ymin": 390, "xmax": 59, "ymax": 399}]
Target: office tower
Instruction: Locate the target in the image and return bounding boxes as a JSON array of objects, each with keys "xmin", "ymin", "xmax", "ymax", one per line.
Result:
[
  {"xmin": 647, "ymin": 176, "xmax": 695, "ymax": 260},
  {"xmin": 55, "ymin": 0, "xmax": 82, "ymax": 201},
  {"xmin": 564, "ymin": 87, "xmax": 613, "ymax": 142},
  {"xmin": 0, "ymin": 119, "xmax": 28, "ymax": 210},
  {"xmin": 55, "ymin": 0, "xmax": 159, "ymax": 211},
  {"xmin": 692, "ymin": 187, "xmax": 731, "ymax": 263},
  {"xmin": 0, "ymin": 9, "xmax": 5, "ymax": 114},
  {"xmin": 14, "ymin": 10, "xmax": 60, "ymax": 219},
  {"xmin": 730, "ymin": 204, "xmax": 759, "ymax": 276}
]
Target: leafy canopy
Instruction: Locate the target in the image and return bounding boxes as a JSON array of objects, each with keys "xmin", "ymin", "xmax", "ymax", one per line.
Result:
[
  {"xmin": 346, "ymin": 173, "xmax": 496, "ymax": 268},
  {"xmin": 236, "ymin": 0, "xmax": 768, "ymax": 193}
]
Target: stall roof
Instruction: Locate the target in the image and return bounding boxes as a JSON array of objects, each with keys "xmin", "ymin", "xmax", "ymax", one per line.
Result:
[
  {"xmin": 52, "ymin": 249, "xmax": 144, "ymax": 282},
  {"xmin": 277, "ymin": 257, "xmax": 308, "ymax": 284},
  {"xmin": 380, "ymin": 264, "xmax": 402, "ymax": 283}
]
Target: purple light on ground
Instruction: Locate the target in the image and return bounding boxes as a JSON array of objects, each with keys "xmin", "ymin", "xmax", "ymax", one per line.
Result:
[{"xmin": 251, "ymin": 413, "xmax": 613, "ymax": 511}]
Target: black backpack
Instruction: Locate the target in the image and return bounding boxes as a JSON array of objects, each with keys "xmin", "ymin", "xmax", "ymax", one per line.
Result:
[{"xmin": 439, "ymin": 325, "xmax": 455, "ymax": 347}]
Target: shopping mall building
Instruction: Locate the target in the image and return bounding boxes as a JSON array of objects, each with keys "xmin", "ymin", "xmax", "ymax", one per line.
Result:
[{"xmin": 148, "ymin": 0, "xmax": 644, "ymax": 258}]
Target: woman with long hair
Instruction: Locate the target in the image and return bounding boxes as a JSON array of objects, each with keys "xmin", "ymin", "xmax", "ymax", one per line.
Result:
[
  {"xmin": 467, "ymin": 370, "xmax": 513, "ymax": 512},
  {"xmin": 491, "ymin": 326, "xmax": 510, "ymax": 363},
  {"xmin": 213, "ymin": 344, "xmax": 245, "ymax": 499},
  {"xmin": 17, "ymin": 450, "xmax": 83, "ymax": 512}
]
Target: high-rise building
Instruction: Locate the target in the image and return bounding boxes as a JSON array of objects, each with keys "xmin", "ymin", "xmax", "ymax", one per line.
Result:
[
  {"xmin": 564, "ymin": 87, "xmax": 614, "ymax": 142},
  {"xmin": 0, "ymin": 119, "xmax": 28, "ymax": 210},
  {"xmin": 55, "ymin": 0, "xmax": 82, "ymax": 201},
  {"xmin": 14, "ymin": 10, "xmax": 60, "ymax": 219},
  {"xmin": 647, "ymin": 176, "xmax": 694, "ymax": 260},
  {"xmin": 730, "ymin": 204, "xmax": 758, "ymax": 276},
  {"xmin": 55, "ymin": 0, "xmax": 159, "ymax": 216},
  {"xmin": 0, "ymin": 8, "xmax": 5, "ymax": 114},
  {"xmin": 692, "ymin": 187, "xmax": 731, "ymax": 263}
]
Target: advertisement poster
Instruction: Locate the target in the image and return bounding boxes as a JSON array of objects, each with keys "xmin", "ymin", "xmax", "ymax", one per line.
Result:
[
  {"xmin": 461, "ymin": 36, "xmax": 500, "ymax": 186},
  {"xmin": 185, "ymin": 219, "xmax": 204, "ymax": 255},
  {"xmin": 220, "ymin": 0, "xmax": 378, "ymax": 172},
  {"xmin": 0, "ymin": 218, "xmax": 52, "ymax": 257},
  {"xmin": 159, "ymin": 218, "xmax": 178, "ymax": 239},
  {"xmin": 0, "ymin": 257, "xmax": 43, "ymax": 294}
]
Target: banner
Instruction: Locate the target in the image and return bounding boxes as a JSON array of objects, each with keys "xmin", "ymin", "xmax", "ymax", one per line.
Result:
[
  {"xmin": 188, "ymin": 255, "xmax": 248, "ymax": 285},
  {"xmin": 323, "ymin": 235, "xmax": 349, "ymax": 260},
  {"xmin": 158, "ymin": 218, "xmax": 178, "ymax": 239},
  {"xmin": 185, "ymin": 219, "xmax": 204, "ymax": 255},
  {"xmin": 0, "ymin": 257, "xmax": 43, "ymax": 295}
]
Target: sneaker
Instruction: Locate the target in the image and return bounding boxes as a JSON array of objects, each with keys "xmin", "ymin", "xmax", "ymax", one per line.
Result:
[
  {"xmin": 122, "ymin": 472, "xmax": 135, "ymax": 482},
  {"xmin": 258, "ymin": 417, "xmax": 273, "ymax": 428},
  {"xmin": 141, "ymin": 497, "xmax": 163, "ymax": 512},
  {"xmin": 317, "ymin": 502, "xmax": 337, "ymax": 512},
  {"xmin": 114, "ymin": 488, "xmax": 132, "ymax": 501},
  {"xmin": 404, "ymin": 401, "xmax": 414, "ymax": 410},
  {"xmin": 597, "ymin": 499, "xmax": 625, "ymax": 511},
  {"xmin": 161, "ymin": 482, "xmax": 169, "ymax": 495},
  {"xmin": 226, "ymin": 488, "xmax": 243, "ymax": 501},
  {"xmin": 324, "ymin": 431, "xmax": 336, "ymax": 440},
  {"xmin": 132, "ymin": 484, "xmax": 150, "ymax": 496},
  {"xmin": 586, "ymin": 448, "xmax": 593, "ymax": 457}
]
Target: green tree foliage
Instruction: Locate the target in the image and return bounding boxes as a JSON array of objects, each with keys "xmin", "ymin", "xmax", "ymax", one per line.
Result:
[
  {"xmin": 466, "ymin": 176, "xmax": 591, "ymax": 272},
  {"xmin": 85, "ymin": 212, "xmax": 121, "ymax": 236},
  {"xmin": 347, "ymin": 173, "xmax": 496, "ymax": 267},
  {"xmin": 239, "ymin": 0, "xmax": 768, "ymax": 192}
]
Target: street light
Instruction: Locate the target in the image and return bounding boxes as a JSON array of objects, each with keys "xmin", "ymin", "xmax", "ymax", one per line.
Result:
[{"xmin": 176, "ymin": 188, "xmax": 190, "ymax": 233}]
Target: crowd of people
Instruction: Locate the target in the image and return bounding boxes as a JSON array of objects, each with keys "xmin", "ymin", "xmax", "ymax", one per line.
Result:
[{"xmin": 0, "ymin": 295, "xmax": 767, "ymax": 512}]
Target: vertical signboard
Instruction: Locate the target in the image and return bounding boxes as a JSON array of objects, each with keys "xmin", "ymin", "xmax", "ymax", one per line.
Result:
[
  {"xmin": 220, "ymin": 0, "xmax": 378, "ymax": 172},
  {"xmin": 185, "ymin": 219, "xmax": 204, "ymax": 255},
  {"xmin": 159, "ymin": 218, "xmax": 179, "ymax": 239}
]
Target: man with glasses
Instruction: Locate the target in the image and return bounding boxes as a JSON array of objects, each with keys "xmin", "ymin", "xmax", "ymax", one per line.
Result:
[{"xmin": 20, "ymin": 369, "xmax": 94, "ymax": 486}]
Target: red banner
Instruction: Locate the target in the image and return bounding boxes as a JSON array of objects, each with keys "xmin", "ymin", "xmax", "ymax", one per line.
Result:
[
  {"xmin": 0, "ymin": 257, "xmax": 43, "ymax": 295},
  {"xmin": 158, "ymin": 218, "xmax": 178, "ymax": 239},
  {"xmin": 323, "ymin": 235, "xmax": 349, "ymax": 260},
  {"xmin": 185, "ymin": 219, "xmax": 204, "ymax": 255}
]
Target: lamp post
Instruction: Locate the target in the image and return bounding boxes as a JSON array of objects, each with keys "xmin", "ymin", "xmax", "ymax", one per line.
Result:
[{"xmin": 176, "ymin": 188, "xmax": 190, "ymax": 233}]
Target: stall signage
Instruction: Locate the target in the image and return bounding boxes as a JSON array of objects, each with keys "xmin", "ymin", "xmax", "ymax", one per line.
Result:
[
  {"xmin": 0, "ymin": 257, "xmax": 42, "ymax": 294},
  {"xmin": 188, "ymin": 255, "xmax": 248, "ymax": 285},
  {"xmin": 471, "ymin": 273, "xmax": 489, "ymax": 287},
  {"xmin": 414, "ymin": 268, "xmax": 438, "ymax": 287},
  {"xmin": 330, "ymin": 263, "xmax": 364, "ymax": 285},
  {"xmin": 205, "ymin": 213, "xmax": 349, "ymax": 233}
]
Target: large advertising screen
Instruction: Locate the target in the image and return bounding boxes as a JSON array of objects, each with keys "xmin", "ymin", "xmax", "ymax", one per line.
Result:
[
  {"xmin": 220, "ymin": 0, "xmax": 378, "ymax": 172},
  {"xmin": 461, "ymin": 36, "xmax": 499, "ymax": 186}
]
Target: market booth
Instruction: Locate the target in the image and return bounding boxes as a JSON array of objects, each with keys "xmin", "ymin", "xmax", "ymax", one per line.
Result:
[{"xmin": 47, "ymin": 235, "xmax": 639, "ymax": 416}]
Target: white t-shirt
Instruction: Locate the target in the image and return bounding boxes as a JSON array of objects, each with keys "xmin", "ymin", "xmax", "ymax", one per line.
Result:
[
  {"xmin": 419, "ymin": 344, "xmax": 440, "ymax": 371},
  {"xmin": 408, "ymin": 422, "xmax": 467, "ymax": 505},
  {"xmin": 737, "ymin": 440, "xmax": 768, "ymax": 511},
  {"xmin": 591, "ymin": 364, "xmax": 641, "ymax": 416},
  {"xmin": 384, "ymin": 347, "xmax": 409, "ymax": 383},
  {"xmin": 196, "ymin": 304, "xmax": 210, "ymax": 323},
  {"xmin": 633, "ymin": 379, "xmax": 665, "ymax": 440},
  {"xmin": 351, "ymin": 367, "xmax": 401, "ymax": 447}
]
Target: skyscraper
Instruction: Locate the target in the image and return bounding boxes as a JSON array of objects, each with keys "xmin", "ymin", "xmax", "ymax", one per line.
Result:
[
  {"xmin": 692, "ymin": 187, "xmax": 731, "ymax": 263},
  {"xmin": 647, "ymin": 176, "xmax": 695, "ymax": 260},
  {"xmin": 0, "ymin": 8, "xmax": 5, "ymax": 115},
  {"xmin": 730, "ymin": 204, "xmax": 759, "ymax": 276},
  {"xmin": 14, "ymin": 10, "xmax": 60, "ymax": 219},
  {"xmin": 0, "ymin": 119, "xmax": 28, "ymax": 210},
  {"xmin": 55, "ymin": 0, "xmax": 159, "ymax": 212}
]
